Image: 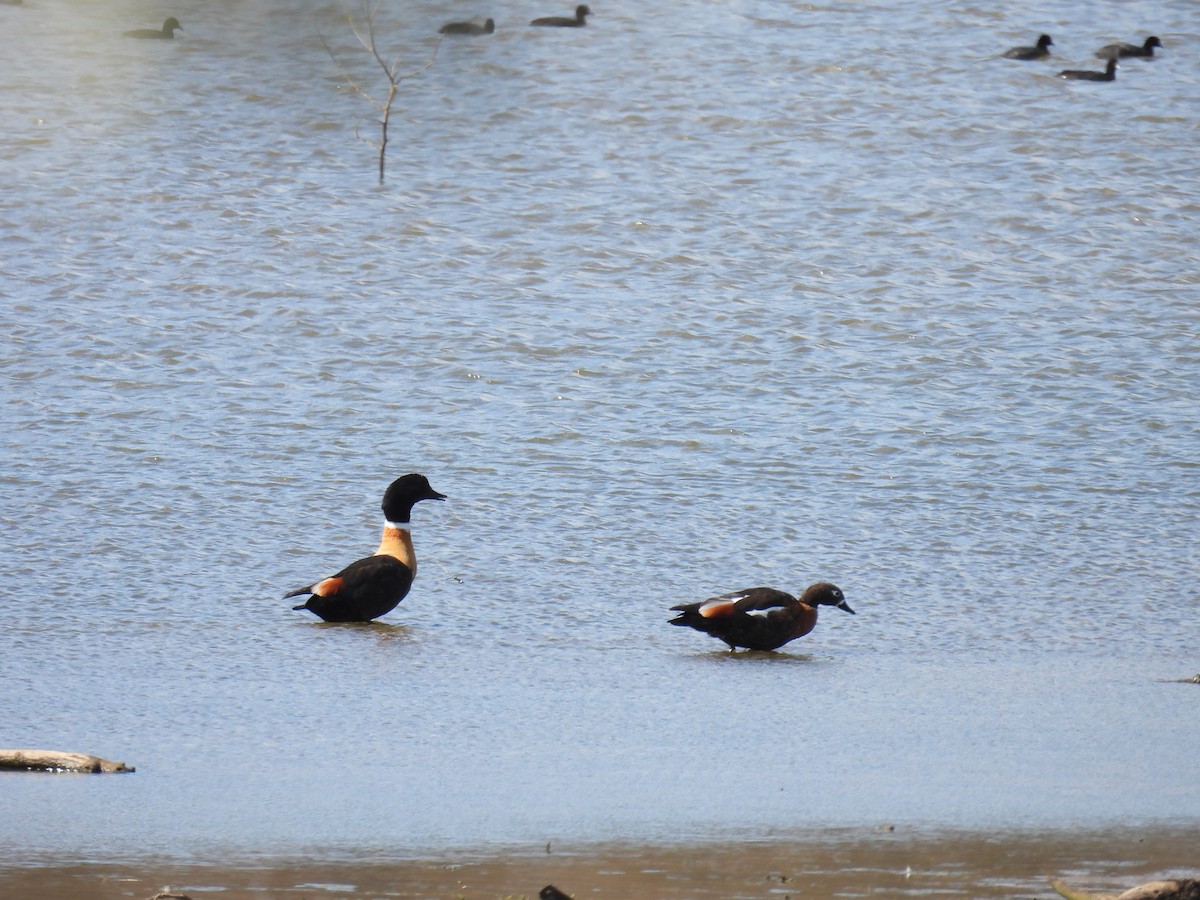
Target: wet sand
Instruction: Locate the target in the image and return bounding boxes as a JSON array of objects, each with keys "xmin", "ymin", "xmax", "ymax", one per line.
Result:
[{"xmin": 1, "ymin": 826, "xmax": 1196, "ymax": 899}]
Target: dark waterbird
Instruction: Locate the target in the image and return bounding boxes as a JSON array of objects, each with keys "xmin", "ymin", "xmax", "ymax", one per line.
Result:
[
  {"xmin": 1096, "ymin": 36, "xmax": 1162, "ymax": 60},
  {"xmin": 284, "ymin": 474, "xmax": 445, "ymax": 623},
  {"xmin": 531, "ymin": 4, "xmax": 590, "ymax": 26},
  {"xmin": 1059, "ymin": 58, "xmax": 1118, "ymax": 81},
  {"xmin": 1003, "ymin": 34, "xmax": 1053, "ymax": 60},
  {"xmin": 670, "ymin": 582, "xmax": 854, "ymax": 652},
  {"xmin": 439, "ymin": 17, "xmax": 495, "ymax": 35},
  {"xmin": 124, "ymin": 17, "xmax": 182, "ymax": 39}
]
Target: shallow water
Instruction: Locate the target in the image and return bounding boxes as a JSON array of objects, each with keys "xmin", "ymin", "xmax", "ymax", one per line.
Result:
[{"xmin": 2, "ymin": 0, "xmax": 1198, "ymax": 867}]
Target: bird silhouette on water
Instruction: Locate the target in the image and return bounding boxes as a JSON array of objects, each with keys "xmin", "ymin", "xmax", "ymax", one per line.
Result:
[
  {"xmin": 531, "ymin": 4, "xmax": 590, "ymax": 26},
  {"xmin": 124, "ymin": 17, "xmax": 182, "ymax": 38},
  {"xmin": 1003, "ymin": 34, "xmax": 1053, "ymax": 60},
  {"xmin": 439, "ymin": 17, "xmax": 495, "ymax": 35},
  {"xmin": 1059, "ymin": 59, "xmax": 1118, "ymax": 81}
]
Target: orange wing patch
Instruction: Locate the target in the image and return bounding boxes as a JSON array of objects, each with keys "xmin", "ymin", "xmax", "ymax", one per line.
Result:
[
  {"xmin": 313, "ymin": 576, "xmax": 344, "ymax": 597},
  {"xmin": 698, "ymin": 600, "xmax": 738, "ymax": 619}
]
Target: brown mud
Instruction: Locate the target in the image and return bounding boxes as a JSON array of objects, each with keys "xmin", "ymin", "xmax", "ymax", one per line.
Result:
[{"xmin": 1, "ymin": 825, "xmax": 1196, "ymax": 899}]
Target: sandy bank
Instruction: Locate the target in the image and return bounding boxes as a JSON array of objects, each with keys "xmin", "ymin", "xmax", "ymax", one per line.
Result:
[{"xmin": 0, "ymin": 825, "xmax": 1196, "ymax": 899}]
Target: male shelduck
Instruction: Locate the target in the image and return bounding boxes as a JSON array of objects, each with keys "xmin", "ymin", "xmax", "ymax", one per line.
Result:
[
  {"xmin": 670, "ymin": 582, "xmax": 854, "ymax": 651},
  {"xmin": 284, "ymin": 474, "xmax": 445, "ymax": 622}
]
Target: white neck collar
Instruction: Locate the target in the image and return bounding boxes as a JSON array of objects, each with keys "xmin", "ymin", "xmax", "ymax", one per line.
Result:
[{"xmin": 384, "ymin": 520, "xmax": 411, "ymax": 531}]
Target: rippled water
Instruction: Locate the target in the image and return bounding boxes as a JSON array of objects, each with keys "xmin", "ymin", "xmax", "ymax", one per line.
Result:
[{"xmin": 2, "ymin": 0, "xmax": 1198, "ymax": 865}]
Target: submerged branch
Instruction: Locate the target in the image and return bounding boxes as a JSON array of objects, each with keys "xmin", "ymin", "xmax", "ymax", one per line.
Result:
[
  {"xmin": 322, "ymin": 1, "xmax": 444, "ymax": 184},
  {"xmin": 0, "ymin": 749, "xmax": 135, "ymax": 773}
]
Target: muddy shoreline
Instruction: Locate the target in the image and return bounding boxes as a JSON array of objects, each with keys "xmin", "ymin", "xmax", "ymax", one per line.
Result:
[{"xmin": 1, "ymin": 825, "xmax": 1196, "ymax": 899}]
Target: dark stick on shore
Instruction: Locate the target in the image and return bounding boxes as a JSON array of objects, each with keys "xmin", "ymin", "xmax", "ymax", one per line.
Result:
[{"xmin": 0, "ymin": 748, "xmax": 135, "ymax": 773}]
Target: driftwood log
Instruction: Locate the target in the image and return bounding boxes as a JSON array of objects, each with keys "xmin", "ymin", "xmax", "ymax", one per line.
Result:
[
  {"xmin": 0, "ymin": 749, "xmax": 134, "ymax": 773},
  {"xmin": 1052, "ymin": 878, "xmax": 1200, "ymax": 900}
]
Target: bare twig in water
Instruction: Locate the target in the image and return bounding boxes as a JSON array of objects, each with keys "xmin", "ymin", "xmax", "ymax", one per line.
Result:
[
  {"xmin": 434, "ymin": 559, "xmax": 465, "ymax": 584},
  {"xmin": 321, "ymin": 1, "xmax": 443, "ymax": 184}
]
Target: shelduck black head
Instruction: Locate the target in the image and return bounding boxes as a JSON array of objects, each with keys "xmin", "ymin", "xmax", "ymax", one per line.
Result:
[
  {"xmin": 800, "ymin": 582, "xmax": 855, "ymax": 615},
  {"xmin": 381, "ymin": 474, "xmax": 446, "ymax": 523}
]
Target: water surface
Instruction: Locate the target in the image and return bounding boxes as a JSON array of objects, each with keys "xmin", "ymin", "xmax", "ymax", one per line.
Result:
[{"xmin": 2, "ymin": 0, "xmax": 1198, "ymax": 866}]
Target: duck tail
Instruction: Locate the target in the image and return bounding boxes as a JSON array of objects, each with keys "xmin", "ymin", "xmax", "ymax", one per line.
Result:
[{"xmin": 668, "ymin": 608, "xmax": 697, "ymax": 626}]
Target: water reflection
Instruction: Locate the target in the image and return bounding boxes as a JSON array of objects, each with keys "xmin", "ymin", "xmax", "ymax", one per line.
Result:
[
  {"xmin": 308, "ymin": 620, "xmax": 415, "ymax": 645},
  {"xmin": 683, "ymin": 650, "xmax": 820, "ymax": 665}
]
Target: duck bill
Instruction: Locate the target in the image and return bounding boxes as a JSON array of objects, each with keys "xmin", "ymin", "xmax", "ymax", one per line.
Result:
[{"xmin": 837, "ymin": 600, "xmax": 856, "ymax": 615}]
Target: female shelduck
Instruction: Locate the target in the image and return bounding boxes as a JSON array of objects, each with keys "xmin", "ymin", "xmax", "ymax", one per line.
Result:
[
  {"xmin": 670, "ymin": 582, "xmax": 854, "ymax": 651},
  {"xmin": 284, "ymin": 474, "xmax": 445, "ymax": 623}
]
